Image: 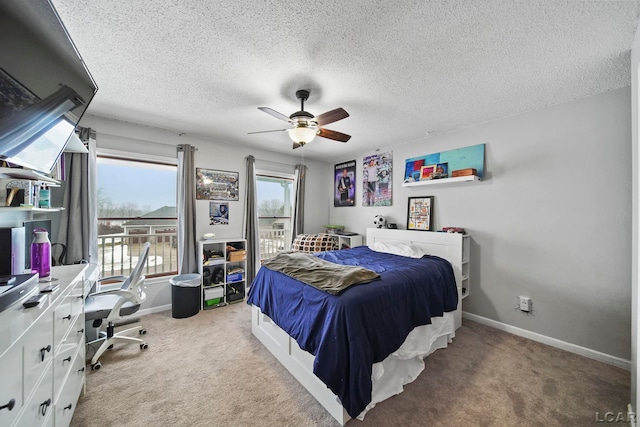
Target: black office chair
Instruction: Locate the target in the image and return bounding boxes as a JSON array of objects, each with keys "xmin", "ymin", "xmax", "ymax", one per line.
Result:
[{"xmin": 85, "ymin": 242, "xmax": 150, "ymax": 370}]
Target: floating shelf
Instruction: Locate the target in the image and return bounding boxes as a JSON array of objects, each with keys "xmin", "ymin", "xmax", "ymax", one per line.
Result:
[
  {"xmin": 0, "ymin": 167, "xmax": 60, "ymax": 184},
  {"xmin": 0, "ymin": 206, "xmax": 64, "ymax": 212},
  {"xmin": 402, "ymin": 175, "xmax": 480, "ymax": 187}
]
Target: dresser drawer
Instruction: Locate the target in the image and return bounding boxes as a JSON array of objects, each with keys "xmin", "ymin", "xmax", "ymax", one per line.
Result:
[
  {"xmin": 0, "ymin": 342, "xmax": 23, "ymax": 427},
  {"xmin": 23, "ymin": 315, "xmax": 54, "ymax": 399},
  {"xmin": 53, "ymin": 291, "xmax": 75, "ymax": 346},
  {"xmin": 53, "ymin": 344, "xmax": 76, "ymax": 395},
  {"xmin": 15, "ymin": 365, "xmax": 53, "ymax": 427},
  {"xmin": 54, "ymin": 349, "xmax": 85, "ymax": 427}
]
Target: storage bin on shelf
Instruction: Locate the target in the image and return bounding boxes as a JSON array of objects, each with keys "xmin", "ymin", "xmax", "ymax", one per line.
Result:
[
  {"xmin": 226, "ymin": 272, "xmax": 244, "ymax": 282},
  {"xmin": 227, "ymin": 249, "xmax": 246, "ymax": 262},
  {"xmin": 204, "ymin": 286, "xmax": 224, "ymax": 307}
]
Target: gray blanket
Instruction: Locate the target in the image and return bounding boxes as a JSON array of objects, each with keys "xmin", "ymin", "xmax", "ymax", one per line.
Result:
[{"xmin": 261, "ymin": 251, "xmax": 380, "ymax": 295}]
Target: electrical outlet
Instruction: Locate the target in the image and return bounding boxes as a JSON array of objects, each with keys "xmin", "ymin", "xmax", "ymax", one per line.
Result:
[{"xmin": 519, "ymin": 296, "xmax": 532, "ymax": 312}]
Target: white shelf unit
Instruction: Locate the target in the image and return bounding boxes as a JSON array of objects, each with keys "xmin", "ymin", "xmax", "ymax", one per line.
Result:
[
  {"xmin": 401, "ymin": 175, "xmax": 480, "ymax": 187},
  {"xmin": 198, "ymin": 238, "xmax": 247, "ymax": 310},
  {"xmin": 333, "ymin": 234, "xmax": 363, "ymax": 250},
  {"xmin": 461, "ymin": 234, "xmax": 470, "ymax": 299}
]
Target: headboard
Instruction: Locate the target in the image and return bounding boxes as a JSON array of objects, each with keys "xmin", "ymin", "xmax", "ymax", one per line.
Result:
[{"xmin": 365, "ymin": 228, "xmax": 463, "ymax": 263}]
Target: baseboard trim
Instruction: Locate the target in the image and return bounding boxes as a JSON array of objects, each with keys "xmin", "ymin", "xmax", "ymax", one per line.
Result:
[
  {"xmin": 137, "ymin": 304, "xmax": 171, "ymax": 317},
  {"xmin": 462, "ymin": 312, "xmax": 631, "ymax": 371}
]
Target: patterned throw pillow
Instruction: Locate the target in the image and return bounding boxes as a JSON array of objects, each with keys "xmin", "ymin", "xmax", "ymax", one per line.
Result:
[{"xmin": 291, "ymin": 233, "xmax": 339, "ymax": 252}]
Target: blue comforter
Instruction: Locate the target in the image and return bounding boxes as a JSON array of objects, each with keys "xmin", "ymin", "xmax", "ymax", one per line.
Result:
[{"xmin": 246, "ymin": 246, "xmax": 457, "ymax": 418}]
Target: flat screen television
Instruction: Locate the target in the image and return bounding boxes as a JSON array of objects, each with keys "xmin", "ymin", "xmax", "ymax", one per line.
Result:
[{"xmin": 0, "ymin": 0, "xmax": 97, "ymax": 175}]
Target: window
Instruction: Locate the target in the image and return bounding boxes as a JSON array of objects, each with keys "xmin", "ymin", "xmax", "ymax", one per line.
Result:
[
  {"xmin": 257, "ymin": 173, "xmax": 294, "ymax": 260},
  {"xmin": 97, "ymin": 155, "xmax": 177, "ymax": 278}
]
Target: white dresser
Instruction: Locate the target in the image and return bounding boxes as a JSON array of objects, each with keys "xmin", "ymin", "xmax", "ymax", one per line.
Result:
[{"xmin": 0, "ymin": 265, "xmax": 90, "ymax": 427}]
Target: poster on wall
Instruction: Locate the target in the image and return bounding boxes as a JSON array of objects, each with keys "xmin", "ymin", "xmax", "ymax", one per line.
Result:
[
  {"xmin": 334, "ymin": 160, "xmax": 356, "ymax": 207},
  {"xmin": 363, "ymin": 151, "xmax": 392, "ymax": 206},
  {"xmin": 196, "ymin": 168, "xmax": 239, "ymax": 200},
  {"xmin": 209, "ymin": 202, "xmax": 229, "ymax": 225}
]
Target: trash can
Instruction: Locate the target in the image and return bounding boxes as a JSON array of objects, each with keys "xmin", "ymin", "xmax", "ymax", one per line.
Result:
[{"xmin": 170, "ymin": 273, "xmax": 201, "ymax": 319}]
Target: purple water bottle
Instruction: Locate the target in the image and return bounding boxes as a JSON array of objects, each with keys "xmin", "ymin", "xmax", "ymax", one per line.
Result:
[{"xmin": 31, "ymin": 228, "xmax": 51, "ymax": 278}]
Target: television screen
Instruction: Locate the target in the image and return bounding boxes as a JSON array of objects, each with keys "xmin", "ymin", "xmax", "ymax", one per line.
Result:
[
  {"xmin": 2, "ymin": 118, "xmax": 73, "ymax": 174},
  {"xmin": 0, "ymin": 0, "xmax": 97, "ymax": 174}
]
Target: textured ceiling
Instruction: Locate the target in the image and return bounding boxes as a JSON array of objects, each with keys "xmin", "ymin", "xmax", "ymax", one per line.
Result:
[{"xmin": 49, "ymin": 0, "xmax": 640, "ymax": 162}]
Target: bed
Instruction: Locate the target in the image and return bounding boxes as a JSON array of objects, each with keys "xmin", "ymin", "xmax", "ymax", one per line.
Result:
[{"xmin": 247, "ymin": 228, "xmax": 466, "ymax": 425}]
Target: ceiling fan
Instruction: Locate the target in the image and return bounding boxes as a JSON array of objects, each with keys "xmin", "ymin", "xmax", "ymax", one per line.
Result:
[{"xmin": 249, "ymin": 89, "xmax": 351, "ymax": 149}]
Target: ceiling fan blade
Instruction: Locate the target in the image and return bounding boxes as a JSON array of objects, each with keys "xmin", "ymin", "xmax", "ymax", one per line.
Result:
[
  {"xmin": 258, "ymin": 107, "xmax": 292, "ymax": 122},
  {"xmin": 317, "ymin": 128, "xmax": 351, "ymax": 142},
  {"xmin": 247, "ymin": 129, "xmax": 289, "ymax": 135},
  {"xmin": 314, "ymin": 108, "xmax": 349, "ymax": 126}
]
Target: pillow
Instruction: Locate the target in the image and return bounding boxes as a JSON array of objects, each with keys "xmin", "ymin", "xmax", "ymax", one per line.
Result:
[
  {"xmin": 368, "ymin": 241, "xmax": 427, "ymax": 258},
  {"xmin": 291, "ymin": 233, "xmax": 339, "ymax": 252}
]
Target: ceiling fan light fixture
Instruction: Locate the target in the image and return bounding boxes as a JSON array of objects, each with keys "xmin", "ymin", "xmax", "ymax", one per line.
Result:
[{"xmin": 288, "ymin": 125, "xmax": 317, "ymax": 145}]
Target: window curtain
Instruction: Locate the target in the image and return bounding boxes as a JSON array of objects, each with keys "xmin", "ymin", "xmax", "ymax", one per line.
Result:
[
  {"xmin": 243, "ymin": 155, "xmax": 259, "ymax": 284},
  {"xmin": 292, "ymin": 163, "xmax": 307, "ymax": 239},
  {"xmin": 57, "ymin": 127, "xmax": 97, "ymax": 264},
  {"xmin": 177, "ymin": 144, "xmax": 197, "ymax": 274}
]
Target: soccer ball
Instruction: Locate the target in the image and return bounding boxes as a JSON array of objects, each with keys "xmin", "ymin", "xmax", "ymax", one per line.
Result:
[{"xmin": 373, "ymin": 215, "xmax": 386, "ymax": 228}]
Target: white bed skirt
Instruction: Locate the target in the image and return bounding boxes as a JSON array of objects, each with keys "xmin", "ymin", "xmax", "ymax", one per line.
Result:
[
  {"xmin": 251, "ymin": 305, "xmax": 455, "ymax": 424},
  {"xmin": 362, "ymin": 312, "xmax": 455, "ymax": 419}
]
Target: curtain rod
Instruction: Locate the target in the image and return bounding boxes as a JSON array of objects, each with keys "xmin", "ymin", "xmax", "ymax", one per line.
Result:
[{"xmin": 253, "ymin": 157, "xmax": 300, "ymax": 167}]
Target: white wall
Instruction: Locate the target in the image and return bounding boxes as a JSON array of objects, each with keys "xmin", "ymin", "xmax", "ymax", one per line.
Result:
[
  {"xmin": 331, "ymin": 88, "xmax": 632, "ymax": 360},
  {"xmin": 79, "ymin": 114, "xmax": 331, "ymax": 310}
]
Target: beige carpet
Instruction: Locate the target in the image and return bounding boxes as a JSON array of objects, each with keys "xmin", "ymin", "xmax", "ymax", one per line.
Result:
[{"xmin": 71, "ymin": 304, "xmax": 629, "ymax": 427}]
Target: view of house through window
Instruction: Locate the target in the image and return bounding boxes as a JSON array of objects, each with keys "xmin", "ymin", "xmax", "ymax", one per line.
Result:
[
  {"xmin": 257, "ymin": 174, "xmax": 294, "ymax": 260},
  {"xmin": 97, "ymin": 156, "xmax": 177, "ymax": 278}
]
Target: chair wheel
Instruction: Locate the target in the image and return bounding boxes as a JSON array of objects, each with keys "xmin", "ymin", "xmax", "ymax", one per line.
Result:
[
  {"xmin": 139, "ymin": 329, "xmax": 147, "ymax": 335},
  {"xmin": 140, "ymin": 343, "xmax": 148, "ymax": 350},
  {"xmin": 91, "ymin": 362, "xmax": 102, "ymax": 370}
]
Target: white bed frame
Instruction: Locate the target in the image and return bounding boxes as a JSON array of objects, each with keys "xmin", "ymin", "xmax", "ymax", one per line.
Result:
[{"xmin": 250, "ymin": 228, "xmax": 465, "ymax": 425}]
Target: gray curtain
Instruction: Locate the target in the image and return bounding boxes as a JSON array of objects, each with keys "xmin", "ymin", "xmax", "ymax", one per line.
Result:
[
  {"xmin": 292, "ymin": 163, "xmax": 307, "ymax": 239},
  {"xmin": 57, "ymin": 127, "xmax": 97, "ymax": 264},
  {"xmin": 243, "ymin": 155, "xmax": 259, "ymax": 284},
  {"xmin": 177, "ymin": 144, "xmax": 197, "ymax": 274}
]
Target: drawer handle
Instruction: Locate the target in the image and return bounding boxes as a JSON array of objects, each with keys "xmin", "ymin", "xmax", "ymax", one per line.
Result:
[
  {"xmin": 0, "ymin": 398, "xmax": 15, "ymax": 411},
  {"xmin": 63, "ymin": 356, "xmax": 72, "ymax": 363},
  {"xmin": 39, "ymin": 398, "xmax": 51, "ymax": 416},
  {"xmin": 40, "ymin": 345, "xmax": 51, "ymax": 362},
  {"xmin": 62, "ymin": 314, "xmax": 72, "ymax": 320},
  {"xmin": 78, "ymin": 367, "xmax": 85, "ymax": 373},
  {"xmin": 77, "ymin": 328, "xmax": 84, "ymax": 334},
  {"xmin": 63, "ymin": 404, "xmax": 72, "ymax": 411}
]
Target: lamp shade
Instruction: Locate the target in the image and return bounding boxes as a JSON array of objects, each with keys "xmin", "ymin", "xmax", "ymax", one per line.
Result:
[{"xmin": 287, "ymin": 126, "xmax": 317, "ymax": 144}]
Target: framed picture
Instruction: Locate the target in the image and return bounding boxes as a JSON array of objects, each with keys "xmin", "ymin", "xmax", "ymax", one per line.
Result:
[
  {"xmin": 196, "ymin": 168, "xmax": 239, "ymax": 201},
  {"xmin": 420, "ymin": 164, "xmax": 437, "ymax": 181},
  {"xmin": 209, "ymin": 202, "xmax": 229, "ymax": 225},
  {"xmin": 334, "ymin": 160, "xmax": 356, "ymax": 207},
  {"xmin": 407, "ymin": 196, "xmax": 434, "ymax": 231},
  {"xmin": 433, "ymin": 162, "xmax": 449, "ymax": 179}
]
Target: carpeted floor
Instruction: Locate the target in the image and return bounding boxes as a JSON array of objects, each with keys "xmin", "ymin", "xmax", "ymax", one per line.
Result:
[{"xmin": 70, "ymin": 303, "xmax": 630, "ymax": 427}]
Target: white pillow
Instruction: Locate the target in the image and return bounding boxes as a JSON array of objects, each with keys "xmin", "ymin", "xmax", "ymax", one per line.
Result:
[{"xmin": 368, "ymin": 241, "xmax": 426, "ymax": 258}]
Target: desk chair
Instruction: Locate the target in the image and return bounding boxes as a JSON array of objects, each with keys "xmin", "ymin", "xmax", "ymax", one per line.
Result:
[{"xmin": 85, "ymin": 242, "xmax": 150, "ymax": 370}]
